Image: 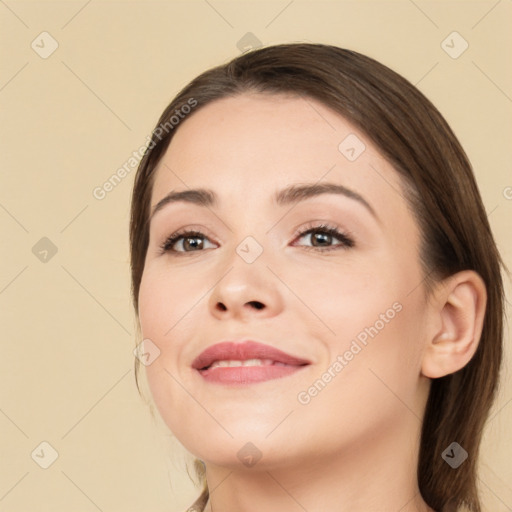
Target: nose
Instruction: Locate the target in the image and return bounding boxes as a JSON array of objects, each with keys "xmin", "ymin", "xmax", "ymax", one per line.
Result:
[{"xmin": 208, "ymin": 261, "xmax": 284, "ymax": 322}]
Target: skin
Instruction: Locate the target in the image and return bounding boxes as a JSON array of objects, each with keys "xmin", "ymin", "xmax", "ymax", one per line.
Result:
[{"xmin": 138, "ymin": 93, "xmax": 486, "ymax": 512}]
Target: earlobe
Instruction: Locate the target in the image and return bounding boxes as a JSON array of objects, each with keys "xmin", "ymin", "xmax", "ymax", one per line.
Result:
[{"xmin": 421, "ymin": 270, "xmax": 487, "ymax": 379}]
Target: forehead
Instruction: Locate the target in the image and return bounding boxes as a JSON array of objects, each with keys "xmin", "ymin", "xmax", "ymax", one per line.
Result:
[{"xmin": 150, "ymin": 93, "xmax": 412, "ymax": 230}]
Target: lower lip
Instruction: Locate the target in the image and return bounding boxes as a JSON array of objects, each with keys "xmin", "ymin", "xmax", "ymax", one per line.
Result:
[{"xmin": 197, "ymin": 364, "xmax": 307, "ymax": 384}]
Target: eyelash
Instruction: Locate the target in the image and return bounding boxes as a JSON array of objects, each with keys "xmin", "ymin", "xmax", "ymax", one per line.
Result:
[{"xmin": 158, "ymin": 223, "xmax": 355, "ymax": 256}]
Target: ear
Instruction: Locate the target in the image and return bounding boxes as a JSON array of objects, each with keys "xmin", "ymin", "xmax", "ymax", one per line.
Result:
[{"xmin": 421, "ymin": 270, "xmax": 487, "ymax": 379}]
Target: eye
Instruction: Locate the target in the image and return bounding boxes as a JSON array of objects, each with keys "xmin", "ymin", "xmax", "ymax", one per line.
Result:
[
  {"xmin": 159, "ymin": 229, "xmax": 216, "ymax": 254},
  {"xmin": 159, "ymin": 223, "xmax": 354, "ymax": 256},
  {"xmin": 292, "ymin": 223, "xmax": 354, "ymax": 251}
]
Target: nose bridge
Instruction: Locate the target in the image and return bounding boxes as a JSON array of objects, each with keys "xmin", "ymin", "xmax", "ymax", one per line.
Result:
[
  {"xmin": 220, "ymin": 203, "xmax": 270, "ymax": 267},
  {"xmin": 208, "ymin": 230, "xmax": 282, "ymax": 319}
]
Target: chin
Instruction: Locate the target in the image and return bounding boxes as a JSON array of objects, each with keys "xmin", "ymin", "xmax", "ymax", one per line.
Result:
[{"xmin": 179, "ymin": 429, "xmax": 293, "ymax": 470}]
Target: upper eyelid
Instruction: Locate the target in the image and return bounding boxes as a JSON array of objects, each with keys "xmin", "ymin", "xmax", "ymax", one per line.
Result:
[{"xmin": 165, "ymin": 224, "xmax": 344, "ymax": 242}]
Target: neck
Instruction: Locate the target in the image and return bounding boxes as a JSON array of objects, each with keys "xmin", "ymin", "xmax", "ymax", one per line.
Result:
[{"xmin": 201, "ymin": 413, "xmax": 435, "ymax": 512}]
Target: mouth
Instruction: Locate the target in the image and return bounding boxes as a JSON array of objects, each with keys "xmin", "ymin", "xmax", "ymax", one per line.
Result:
[{"xmin": 192, "ymin": 340, "xmax": 311, "ymax": 385}]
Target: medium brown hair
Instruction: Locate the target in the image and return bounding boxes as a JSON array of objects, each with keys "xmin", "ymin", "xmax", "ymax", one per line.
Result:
[{"xmin": 129, "ymin": 43, "xmax": 505, "ymax": 511}]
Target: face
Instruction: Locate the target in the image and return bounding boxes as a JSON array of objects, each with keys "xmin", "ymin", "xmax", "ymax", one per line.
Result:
[{"xmin": 138, "ymin": 93, "xmax": 432, "ymax": 471}]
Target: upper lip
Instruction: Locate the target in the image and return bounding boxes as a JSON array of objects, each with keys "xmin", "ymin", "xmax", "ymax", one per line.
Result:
[{"xmin": 192, "ymin": 340, "xmax": 311, "ymax": 370}]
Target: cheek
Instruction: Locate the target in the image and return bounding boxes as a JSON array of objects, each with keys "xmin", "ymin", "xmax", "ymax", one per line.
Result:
[
  {"xmin": 307, "ymin": 257, "xmax": 426, "ymax": 381},
  {"xmin": 137, "ymin": 265, "xmax": 207, "ymax": 405},
  {"xmin": 293, "ymin": 258, "xmax": 398, "ymax": 341},
  {"xmin": 138, "ymin": 272, "xmax": 168, "ymax": 339},
  {"xmin": 137, "ymin": 271, "xmax": 190, "ymax": 437},
  {"xmin": 137, "ymin": 269, "xmax": 183, "ymax": 395},
  {"xmin": 334, "ymin": 293, "xmax": 427, "ymax": 407},
  {"xmin": 296, "ymin": 299, "xmax": 427, "ymax": 437},
  {"xmin": 138, "ymin": 264, "xmax": 197, "ymax": 343}
]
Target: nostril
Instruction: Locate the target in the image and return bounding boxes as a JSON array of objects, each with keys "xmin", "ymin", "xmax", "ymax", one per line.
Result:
[{"xmin": 247, "ymin": 301, "xmax": 264, "ymax": 310}]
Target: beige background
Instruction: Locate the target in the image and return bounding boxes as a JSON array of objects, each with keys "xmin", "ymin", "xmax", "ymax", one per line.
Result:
[{"xmin": 0, "ymin": 1, "xmax": 511, "ymax": 511}]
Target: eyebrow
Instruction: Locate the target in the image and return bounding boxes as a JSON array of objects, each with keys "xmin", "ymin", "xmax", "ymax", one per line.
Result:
[{"xmin": 149, "ymin": 182, "xmax": 377, "ymax": 222}]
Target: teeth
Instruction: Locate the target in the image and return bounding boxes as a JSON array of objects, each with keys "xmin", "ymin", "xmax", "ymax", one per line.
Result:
[{"xmin": 209, "ymin": 358, "xmax": 275, "ymax": 369}]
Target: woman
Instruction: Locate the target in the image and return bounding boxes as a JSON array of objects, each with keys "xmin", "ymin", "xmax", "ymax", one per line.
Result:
[{"xmin": 129, "ymin": 44, "xmax": 505, "ymax": 512}]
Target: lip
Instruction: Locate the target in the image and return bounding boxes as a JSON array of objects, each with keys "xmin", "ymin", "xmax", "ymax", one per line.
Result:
[{"xmin": 192, "ymin": 340, "xmax": 311, "ymax": 385}]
